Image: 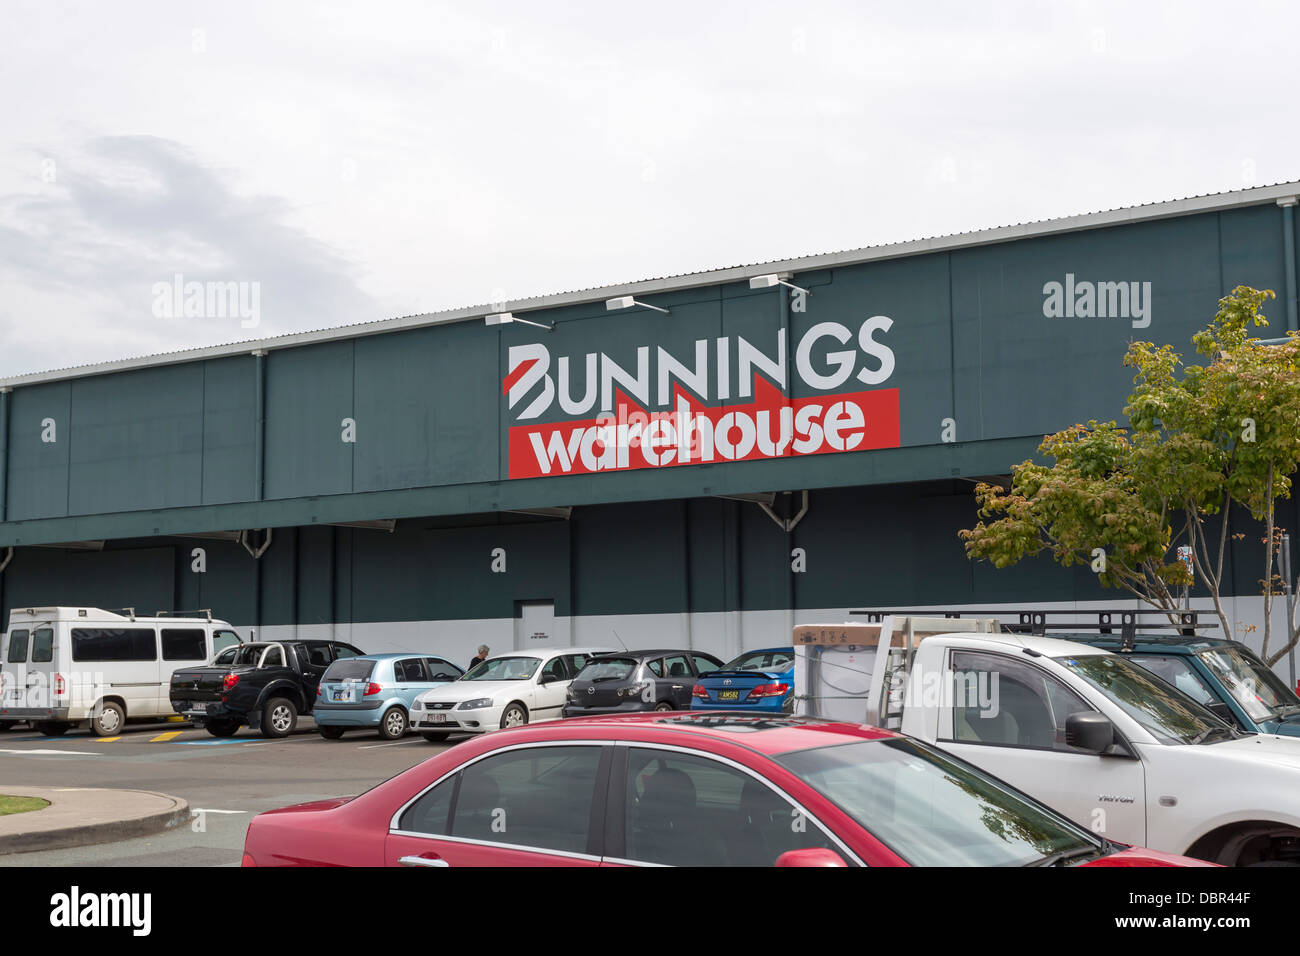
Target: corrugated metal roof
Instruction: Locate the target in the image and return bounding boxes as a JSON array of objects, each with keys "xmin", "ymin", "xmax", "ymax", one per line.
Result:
[{"xmin": 3, "ymin": 178, "xmax": 1297, "ymax": 389}]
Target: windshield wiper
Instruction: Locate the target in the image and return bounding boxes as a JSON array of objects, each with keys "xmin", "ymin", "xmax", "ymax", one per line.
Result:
[
  {"xmin": 1187, "ymin": 725, "xmax": 1236, "ymax": 745},
  {"xmin": 1027, "ymin": 844, "xmax": 1102, "ymax": 867}
]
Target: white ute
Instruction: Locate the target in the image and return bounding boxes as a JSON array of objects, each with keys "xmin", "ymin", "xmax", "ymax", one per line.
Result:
[{"xmin": 792, "ymin": 615, "xmax": 1300, "ymax": 866}]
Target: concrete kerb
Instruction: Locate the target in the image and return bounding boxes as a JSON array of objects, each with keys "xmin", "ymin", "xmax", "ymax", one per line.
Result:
[{"xmin": 0, "ymin": 785, "xmax": 190, "ymax": 854}]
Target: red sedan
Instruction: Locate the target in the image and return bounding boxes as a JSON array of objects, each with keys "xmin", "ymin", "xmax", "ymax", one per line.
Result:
[{"xmin": 242, "ymin": 713, "xmax": 1213, "ymax": 867}]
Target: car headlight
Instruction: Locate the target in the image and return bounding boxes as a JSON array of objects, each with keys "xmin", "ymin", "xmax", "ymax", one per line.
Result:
[
  {"xmin": 411, "ymin": 699, "xmax": 423, "ymax": 711},
  {"xmin": 459, "ymin": 698, "xmax": 494, "ymax": 710}
]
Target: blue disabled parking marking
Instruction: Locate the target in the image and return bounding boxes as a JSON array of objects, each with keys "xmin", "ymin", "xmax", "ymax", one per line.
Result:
[{"xmin": 173, "ymin": 738, "xmax": 246, "ymax": 745}]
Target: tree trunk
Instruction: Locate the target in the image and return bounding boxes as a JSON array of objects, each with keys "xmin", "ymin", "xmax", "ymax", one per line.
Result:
[{"xmin": 1263, "ymin": 464, "xmax": 1275, "ymax": 657}]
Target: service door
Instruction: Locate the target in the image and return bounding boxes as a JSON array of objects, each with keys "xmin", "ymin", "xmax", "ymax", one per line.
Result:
[
  {"xmin": 1, "ymin": 627, "xmax": 30, "ymax": 714},
  {"xmin": 515, "ymin": 602, "xmax": 559, "ymax": 651}
]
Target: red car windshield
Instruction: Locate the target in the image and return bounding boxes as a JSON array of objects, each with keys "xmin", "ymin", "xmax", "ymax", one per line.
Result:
[{"xmin": 775, "ymin": 738, "xmax": 1104, "ymax": 866}]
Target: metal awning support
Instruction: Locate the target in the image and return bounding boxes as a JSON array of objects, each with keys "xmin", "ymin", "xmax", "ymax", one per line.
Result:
[
  {"xmin": 172, "ymin": 530, "xmax": 244, "ymax": 541},
  {"xmin": 239, "ymin": 528, "xmax": 273, "ymax": 560},
  {"xmin": 0, "ymin": 547, "xmax": 11, "ymax": 573},
  {"xmin": 715, "ymin": 491, "xmax": 808, "ymax": 532},
  {"xmin": 716, "ymin": 492, "xmax": 777, "ymax": 506},
  {"xmin": 506, "ymin": 508, "xmax": 572, "ymax": 520},
  {"xmin": 30, "ymin": 540, "xmax": 105, "ymax": 551},
  {"xmin": 329, "ymin": 520, "xmax": 397, "ymax": 532}
]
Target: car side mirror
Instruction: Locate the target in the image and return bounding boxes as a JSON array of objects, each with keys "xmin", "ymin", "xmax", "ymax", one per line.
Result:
[
  {"xmin": 1065, "ymin": 712, "xmax": 1114, "ymax": 754},
  {"xmin": 775, "ymin": 848, "xmax": 847, "ymax": 867}
]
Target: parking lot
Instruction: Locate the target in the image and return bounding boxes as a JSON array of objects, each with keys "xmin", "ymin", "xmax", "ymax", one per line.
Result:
[{"xmin": 0, "ymin": 718, "xmax": 448, "ymax": 866}]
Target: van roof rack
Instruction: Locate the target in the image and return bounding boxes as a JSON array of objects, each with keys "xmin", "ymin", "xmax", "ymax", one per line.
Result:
[
  {"xmin": 851, "ymin": 608, "xmax": 1216, "ymax": 650},
  {"xmin": 154, "ymin": 608, "xmax": 213, "ymax": 622}
]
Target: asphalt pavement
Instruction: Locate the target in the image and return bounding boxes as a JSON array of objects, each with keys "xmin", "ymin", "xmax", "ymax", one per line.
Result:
[{"xmin": 0, "ymin": 716, "xmax": 453, "ymax": 866}]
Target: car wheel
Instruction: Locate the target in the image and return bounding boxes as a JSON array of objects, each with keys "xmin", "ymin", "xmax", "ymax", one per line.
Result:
[
  {"xmin": 318, "ymin": 726, "xmax": 346, "ymax": 740},
  {"xmin": 35, "ymin": 721, "xmax": 69, "ymax": 737},
  {"xmin": 379, "ymin": 707, "xmax": 408, "ymax": 740},
  {"xmin": 261, "ymin": 698, "xmax": 298, "ymax": 738},
  {"xmin": 653, "ymin": 701, "xmax": 673, "ymax": 712},
  {"xmin": 500, "ymin": 703, "xmax": 528, "ymax": 728},
  {"xmin": 206, "ymin": 719, "xmax": 239, "ymax": 738},
  {"xmin": 90, "ymin": 701, "xmax": 125, "ymax": 737},
  {"xmin": 421, "ymin": 731, "xmax": 451, "ymax": 742}
]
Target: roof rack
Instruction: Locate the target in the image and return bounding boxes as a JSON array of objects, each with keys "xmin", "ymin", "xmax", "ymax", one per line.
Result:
[
  {"xmin": 153, "ymin": 609, "xmax": 214, "ymax": 621},
  {"xmin": 851, "ymin": 608, "xmax": 1216, "ymax": 650}
]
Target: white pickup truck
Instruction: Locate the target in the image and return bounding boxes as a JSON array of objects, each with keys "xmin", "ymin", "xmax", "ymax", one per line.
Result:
[{"xmin": 792, "ymin": 615, "xmax": 1300, "ymax": 866}]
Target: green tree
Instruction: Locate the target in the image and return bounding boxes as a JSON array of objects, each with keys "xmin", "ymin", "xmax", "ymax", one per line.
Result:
[{"xmin": 960, "ymin": 287, "xmax": 1300, "ymax": 665}]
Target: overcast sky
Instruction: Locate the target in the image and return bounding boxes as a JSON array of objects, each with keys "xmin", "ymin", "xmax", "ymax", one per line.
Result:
[{"xmin": 1, "ymin": 0, "xmax": 1298, "ymax": 378}]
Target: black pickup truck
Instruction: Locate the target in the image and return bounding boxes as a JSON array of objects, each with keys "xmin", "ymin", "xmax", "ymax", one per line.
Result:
[{"xmin": 170, "ymin": 640, "xmax": 365, "ymax": 738}]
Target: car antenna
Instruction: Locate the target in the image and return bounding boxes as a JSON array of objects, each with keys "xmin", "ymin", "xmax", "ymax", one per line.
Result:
[{"xmin": 611, "ymin": 629, "xmax": 630, "ymax": 651}]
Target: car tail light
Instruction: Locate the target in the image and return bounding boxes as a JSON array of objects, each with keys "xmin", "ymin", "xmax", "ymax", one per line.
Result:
[
  {"xmin": 54, "ymin": 673, "xmax": 66, "ymax": 696},
  {"xmin": 223, "ymin": 673, "xmax": 240, "ymax": 691},
  {"xmin": 364, "ymin": 682, "xmax": 382, "ymax": 696},
  {"xmin": 692, "ymin": 684, "xmax": 708, "ymax": 699},
  {"xmin": 748, "ymin": 683, "xmax": 790, "ymax": 699},
  {"xmin": 316, "ymin": 685, "xmax": 322, "ymax": 696}
]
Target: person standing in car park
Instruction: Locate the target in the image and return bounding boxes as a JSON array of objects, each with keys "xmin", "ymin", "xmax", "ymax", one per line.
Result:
[{"xmin": 469, "ymin": 645, "xmax": 489, "ymax": 669}]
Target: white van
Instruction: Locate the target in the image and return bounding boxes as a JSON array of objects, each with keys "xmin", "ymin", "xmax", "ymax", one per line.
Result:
[{"xmin": 0, "ymin": 607, "xmax": 242, "ymax": 737}]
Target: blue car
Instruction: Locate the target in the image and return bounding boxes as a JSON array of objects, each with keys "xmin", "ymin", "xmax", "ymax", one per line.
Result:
[
  {"xmin": 690, "ymin": 647, "xmax": 795, "ymax": 714},
  {"xmin": 315, "ymin": 653, "xmax": 464, "ymax": 740},
  {"xmin": 1068, "ymin": 632, "xmax": 1300, "ymax": 737}
]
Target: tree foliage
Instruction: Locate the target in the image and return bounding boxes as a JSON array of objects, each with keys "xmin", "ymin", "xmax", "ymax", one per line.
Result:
[{"xmin": 961, "ymin": 287, "xmax": 1300, "ymax": 664}]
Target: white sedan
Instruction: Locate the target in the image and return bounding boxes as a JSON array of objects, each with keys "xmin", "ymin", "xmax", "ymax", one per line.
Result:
[{"xmin": 411, "ymin": 647, "xmax": 615, "ymax": 740}]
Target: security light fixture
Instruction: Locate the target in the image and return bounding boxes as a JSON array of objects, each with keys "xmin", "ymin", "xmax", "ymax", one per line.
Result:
[
  {"xmin": 605, "ymin": 296, "xmax": 669, "ymax": 315},
  {"xmin": 749, "ymin": 273, "xmax": 810, "ymax": 296},
  {"xmin": 485, "ymin": 312, "xmax": 553, "ymax": 331}
]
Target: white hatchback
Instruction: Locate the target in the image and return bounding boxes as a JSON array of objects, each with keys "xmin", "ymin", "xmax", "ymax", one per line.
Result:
[{"xmin": 411, "ymin": 647, "xmax": 615, "ymax": 741}]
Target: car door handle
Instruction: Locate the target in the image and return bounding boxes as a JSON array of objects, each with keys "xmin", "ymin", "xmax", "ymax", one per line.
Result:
[{"xmin": 399, "ymin": 854, "xmax": 450, "ymax": 867}]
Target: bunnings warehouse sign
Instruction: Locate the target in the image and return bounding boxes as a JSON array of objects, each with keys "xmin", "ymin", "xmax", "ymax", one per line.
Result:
[{"xmin": 503, "ymin": 319, "xmax": 900, "ymax": 478}]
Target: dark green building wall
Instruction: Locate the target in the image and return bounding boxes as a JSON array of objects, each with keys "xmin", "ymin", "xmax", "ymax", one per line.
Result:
[
  {"xmin": 0, "ymin": 194, "xmax": 1295, "ymax": 632},
  {"xmin": 0, "ymin": 202, "xmax": 1295, "ymax": 543},
  {"xmin": 0, "ymin": 488, "xmax": 1286, "ymax": 633}
]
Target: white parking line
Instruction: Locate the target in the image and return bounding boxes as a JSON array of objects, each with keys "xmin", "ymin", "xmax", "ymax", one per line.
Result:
[
  {"xmin": 355, "ymin": 739, "xmax": 429, "ymax": 750},
  {"xmin": 192, "ymin": 808, "xmax": 248, "ymax": 814},
  {"xmin": 0, "ymin": 748, "xmax": 100, "ymax": 756}
]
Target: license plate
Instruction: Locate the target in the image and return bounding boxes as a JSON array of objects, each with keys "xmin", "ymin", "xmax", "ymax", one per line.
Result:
[
  {"xmin": 718, "ymin": 690, "xmax": 741, "ymax": 701},
  {"xmin": 430, "ymin": 713, "xmax": 446, "ymax": 724},
  {"xmin": 332, "ymin": 689, "xmax": 352, "ymax": 702}
]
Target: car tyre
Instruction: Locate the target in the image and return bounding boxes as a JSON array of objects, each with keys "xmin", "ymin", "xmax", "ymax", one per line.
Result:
[
  {"xmin": 421, "ymin": 731, "xmax": 451, "ymax": 742},
  {"xmin": 653, "ymin": 701, "xmax": 673, "ymax": 712},
  {"xmin": 500, "ymin": 703, "xmax": 528, "ymax": 728},
  {"xmin": 261, "ymin": 697, "xmax": 298, "ymax": 738},
  {"xmin": 89, "ymin": 701, "xmax": 125, "ymax": 737},
  {"xmin": 379, "ymin": 707, "xmax": 408, "ymax": 740},
  {"xmin": 35, "ymin": 721, "xmax": 69, "ymax": 737},
  {"xmin": 207, "ymin": 719, "xmax": 239, "ymax": 738},
  {"xmin": 318, "ymin": 726, "xmax": 346, "ymax": 740}
]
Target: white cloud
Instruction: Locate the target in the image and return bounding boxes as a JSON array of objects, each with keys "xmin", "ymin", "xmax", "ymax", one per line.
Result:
[{"xmin": 1, "ymin": 0, "xmax": 1299, "ymax": 376}]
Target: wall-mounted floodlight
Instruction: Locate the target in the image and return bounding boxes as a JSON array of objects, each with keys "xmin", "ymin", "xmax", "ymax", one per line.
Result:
[
  {"xmin": 606, "ymin": 295, "xmax": 670, "ymax": 315},
  {"xmin": 485, "ymin": 312, "xmax": 554, "ymax": 331},
  {"xmin": 749, "ymin": 273, "xmax": 810, "ymax": 296}
]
